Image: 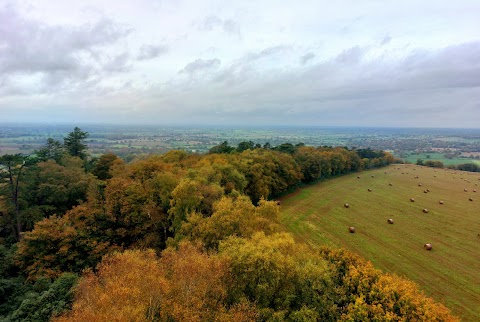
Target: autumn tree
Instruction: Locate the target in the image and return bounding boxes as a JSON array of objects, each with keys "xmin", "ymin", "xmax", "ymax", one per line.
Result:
[
  {"xmin": 219, "ymin": 232, "xmax": 336, "ymax": 320},
  {"xmin": 54, "ymin": 245, "xmax": 258, "ymax": 322},
  {"xmin": 177, "ymin": 196, "xmax": 281, "ymax": 250}
]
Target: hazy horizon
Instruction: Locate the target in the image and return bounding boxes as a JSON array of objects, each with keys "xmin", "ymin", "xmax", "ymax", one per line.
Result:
[{"xmin": 1, "ymin": 0, "xmax": 479, "ymax": 127}]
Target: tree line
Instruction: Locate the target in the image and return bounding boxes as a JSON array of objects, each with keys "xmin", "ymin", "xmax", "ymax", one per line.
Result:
[
  {"xmin": 416, "ymin": 158, "xmax": 480, "ymax": 172},
  {"xmin": 0, "ymin": 128, "xmax": 458, "ymax": 321}
]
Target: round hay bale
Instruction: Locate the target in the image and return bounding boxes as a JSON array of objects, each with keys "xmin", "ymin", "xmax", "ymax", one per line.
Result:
[
  {"xmin": 387, "ymin": 218, "xmax": 394, "ymax": 224},
  {"xmin": 344, "ymin": 203, "xmax": 350, "ymax": 208},
  {"xmin": 424, "ymin": 243, "xmax": 432, "ymax": 250},
  {"xmin": 424, "ymin": 190, "xmax": 428, "ymax": 193},
  {"xmin": 427, "ymin": 188, "xmax": 430, "ymax": 192},
  {"xmin": 368, "ymin": 188, "xmax": 372, "ymax": 192},
  {"xmin": 357, "ymin": 176, "xmax": 360, "ymax": 179},
  {"xmin": 402, "ymin": 172, "xmax": 405, "ymax": 174},
  {"xmin": 439, "ymin": 200, "xmax": 444, "ymax": 205},
  {"xmin": 389, "ymin": 183, "xmax": 393, "ymax": 186},
  {"xmin": 371, "ymin": 175, "xmax": 375, "ymax": 178},
  {"xmin": 410, "ymin": 198, "xmax": 415, "ymax": 202},
  {"xmin": 349, "ymin": 227, "xmax": 355, "ymax": 233},
  {"xmin": 418, "ymin": 183, "xmax": 422, "ymax": 187},
  {"xmin": 474, "ymin": 189, "xmax": 477, "ymax": 193},
  {"xmin": 464, "ymin": 188, "xmax": 468, "ymax": 192},
  {"xmin": 469, "ymin": 197, "xmax": 474, "ymax": 201},
  {"xmin": 434, "ymin": 175, "xmax": 437, "ymax": 177},
  {"xmin": 423, "ymin": 208, "xmax": 429, "ymax": 213}
]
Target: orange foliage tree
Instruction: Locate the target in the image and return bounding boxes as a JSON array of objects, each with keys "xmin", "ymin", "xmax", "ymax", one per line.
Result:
[{"xmin": 54, "ymin": 244, "xmax": 258, "ymax": 322}]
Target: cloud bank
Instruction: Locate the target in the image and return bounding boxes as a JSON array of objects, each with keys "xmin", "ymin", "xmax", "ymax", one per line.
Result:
[{"xmin": 0, "ymin": 0, "xmax": 479, "ymax": 127}]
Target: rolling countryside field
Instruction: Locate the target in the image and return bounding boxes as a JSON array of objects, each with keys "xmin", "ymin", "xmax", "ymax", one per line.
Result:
[{"xmin": 280, "ymin": 164, "xmax": 480, "ymax": 321}]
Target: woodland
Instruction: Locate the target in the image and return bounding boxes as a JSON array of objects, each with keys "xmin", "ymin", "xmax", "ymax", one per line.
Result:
[{"xmin": 0, "ymin": 128, "xmax": 458, "ymax": 321}]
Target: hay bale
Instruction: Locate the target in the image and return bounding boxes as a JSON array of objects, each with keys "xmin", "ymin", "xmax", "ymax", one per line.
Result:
[
  {"xmin": 427, "ymin": 188, "xmax": 430, "ymax": 192},
  {"xmin": 368, "ymin": 188, "xmax": 372, "ymax": 192},
  {"xmin": 387, "ymin": 218, "xmax": 394, "ymax": 224},
  {"xmin": 464, "ymin": 188, "xmax": 468, "ymax": 192},
  {"xmin": 474, "ymin": 189, "xmax": 477, "ymax": 193},
  {"xmin": 344, "ymin": 203, "xmax": 350, "ymax": 208},
  {"xmin": 410, "ymin": 198, "xmax": 415, "ymax": 202},
  {"xmin": 402, "ymin": 172, "xmax": 405, "ymax": 174},
  {"xmin": 424, "ymin": 243, "xmax": 432, "ymax": 250},
  {"xmin": 389, "ymin": 183, "xmax": 393, "ymax": 186},
  {"xmin": 424, "ymin": 190, "xmax": 428, "ymax": 193},
  {"xmin": 418, "ymin": 183, "xmax": 422, "ymax": 187},
  {"xmin": 349, "ymin": 227, "xmax": 355, "ymax": 233},
  {"xmin": 439, "ymin": 200, "xmax": 444, "ymax": 205},
  {"xmin": 423, "ymin": 208, "xmax": 429, "ymax": 213},
  {"xmin": 276, "ymin": 200, "xmax": 281, "ymax": 205},
  {"xmin": 469, "ymin": 197, "xmax": 474, "ymax": 201},
  {"xmin": 371, "ymin": 175, "xmax": 375, "ymax": 178},
  {"xmin": 357, "ymin": 176, "xmax": 360, "ymax": 179}
]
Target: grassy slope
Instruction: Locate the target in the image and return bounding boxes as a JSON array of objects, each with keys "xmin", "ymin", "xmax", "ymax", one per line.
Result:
[{"xmin": 280, "ymin": 164, "xmax": 480, "ymax": 321}]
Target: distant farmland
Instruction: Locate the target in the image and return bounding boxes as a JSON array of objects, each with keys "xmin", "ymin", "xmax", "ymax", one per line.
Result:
[{"xmin": 280, "ymin": 164, "xmax": 480, "ymax": 321}]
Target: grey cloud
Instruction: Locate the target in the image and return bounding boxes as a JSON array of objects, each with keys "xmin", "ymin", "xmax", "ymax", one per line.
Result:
[
  {"xmin": 300, "ymin": 52, "xmax": 315, "ymax": 65},
  {"xmin": 381, "ymin": 36, "xmax": 392, "ymax": 45},
  {"xmin": 180, "ymin": 58, "xmax": 221, "ymax": 74},
  {"xmin": 335, "ymin": 46, "xmax": 365, "ymax": 64},
  {"xmin": 198, "ymin": 15, "xmax": 240, "ymax": 35},
  {"xmin": 147, "ymin": 41, "xmax": 480, "ymax": 127},
  {"xmin": 137, "ymin": 44, "xmax": 168, "ymax": 61},
  {"xmin": 245, "ymin": 45, "xmax": 291, "ymax": 62},
  {"xmin": 103, "ymin": 53, "xmax": 132, "ymax": 72},
  {"xmin": 0, "ymin": 4, "xmax": 131, "ymax": 94}
]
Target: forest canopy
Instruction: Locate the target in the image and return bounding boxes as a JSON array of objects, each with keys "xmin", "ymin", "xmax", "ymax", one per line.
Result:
[{"xmin": 0, "ymin": 128, "xmax": 457, "ymax": 321}]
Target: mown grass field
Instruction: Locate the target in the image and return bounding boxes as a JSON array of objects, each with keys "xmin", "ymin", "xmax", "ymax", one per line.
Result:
[{"xmin": 280, "ymin": 164, "xmax": 480, "ymax": 321}]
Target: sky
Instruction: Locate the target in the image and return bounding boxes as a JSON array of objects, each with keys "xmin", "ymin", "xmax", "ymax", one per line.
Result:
[{"xmin": 0, "ymin": 0, "xmax": 479, "ymax": 128}]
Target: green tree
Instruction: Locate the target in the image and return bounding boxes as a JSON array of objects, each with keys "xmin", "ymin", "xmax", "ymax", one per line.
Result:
[
  {"xmin": 23, "ymin": 158, "xmax": 93, "ymax": 220},
  {"xmin": 236, "ymin": 141, "xmax": 255, "ymax": 152},
  {"xmin": 7, "ymin": 273, "xmax": 77, "ymax": 322},
  {"xmin": 209, "ymin": 141, "xmax": 234, "ymax": 154},
  {"xmin": 64, "ymin": 127, "xmax": 89, "ymax": 160},
  {"xmin": 0, "ymin": 154, "xmax": 30, "ymax": 241},
  {"xmin": 91, "ymin": 153, "xmax": 121, "ymax": 180},
  {"xmin": 35, "ymin": 138, "xmax": 65, "ymax": 163}
]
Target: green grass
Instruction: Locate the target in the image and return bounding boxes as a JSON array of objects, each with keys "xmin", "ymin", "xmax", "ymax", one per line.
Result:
[
  {"xmin": 400, "ymin": 152, "xmax": 480, "ymax": 166},
  {"xmin": 280, "ymin": 165, "xmax": 480, "ymax": 321}
]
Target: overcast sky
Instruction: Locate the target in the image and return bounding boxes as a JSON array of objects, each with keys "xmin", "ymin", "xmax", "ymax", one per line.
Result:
[{"xmin": 1, "ymin": 0, "xmax": 479, "ymax": 127}]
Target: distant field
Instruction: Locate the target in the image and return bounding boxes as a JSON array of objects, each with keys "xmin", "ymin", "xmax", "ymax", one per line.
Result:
[
  {"xmin": 280, "ymin": 164, "xmax": 480, "ymax": 321},
  {"xmin": 400, "ymin": 152, "xmax": 480, "ymax": 166}
]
